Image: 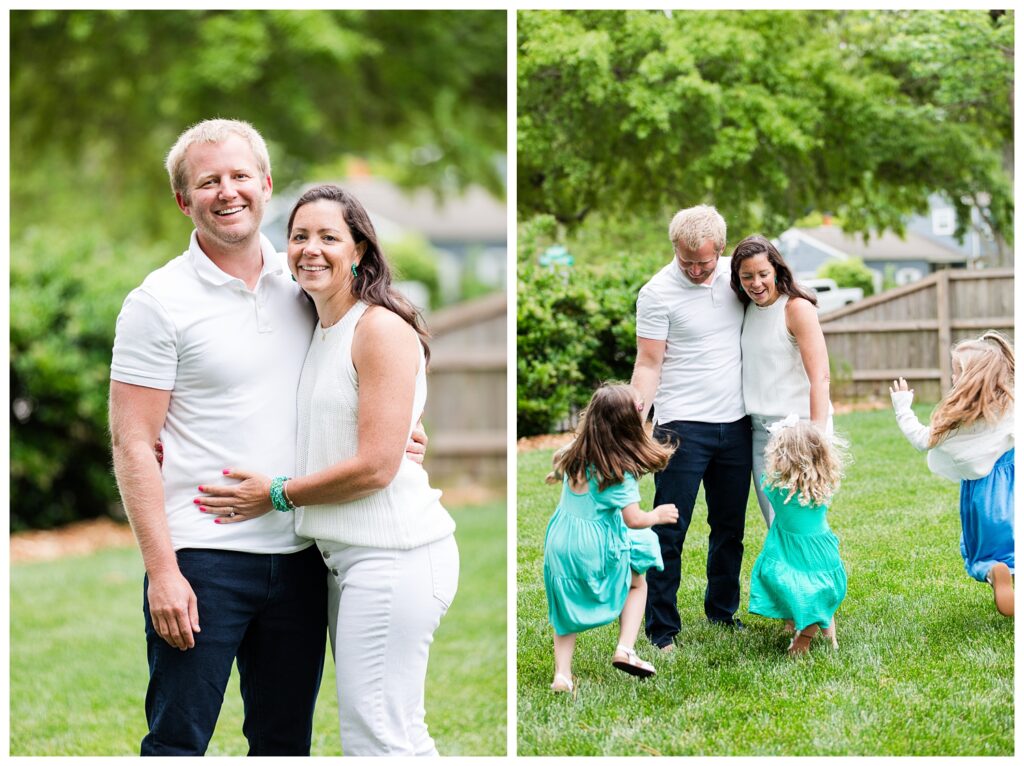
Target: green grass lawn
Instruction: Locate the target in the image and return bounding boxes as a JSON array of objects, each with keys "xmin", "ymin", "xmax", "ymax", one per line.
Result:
[
  {"xmin": 517, "ymin": 409, "xmax": 1014, "ymax": 756},
  {"xmin": 11, "ymin": 501, "xmax": 506, "ymax": 756}
]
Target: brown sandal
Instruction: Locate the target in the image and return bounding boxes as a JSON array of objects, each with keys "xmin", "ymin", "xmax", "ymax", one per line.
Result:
[
  {"xmin": 822, "ymin": 614, "xmax": 838, "ymax": 649},
  {"xmin": 787, "ymin": 624, "xmax": 820, "ymax": 656}
]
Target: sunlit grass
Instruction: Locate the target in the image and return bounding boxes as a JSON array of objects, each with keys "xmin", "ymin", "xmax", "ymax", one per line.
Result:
[
  {"xmin": 517, "ymin": 409, "xmax": 1013, "ymax": 755},
  {"xmin": 11, "ymin": 502, "xmax": 507, "ymax": 755}
]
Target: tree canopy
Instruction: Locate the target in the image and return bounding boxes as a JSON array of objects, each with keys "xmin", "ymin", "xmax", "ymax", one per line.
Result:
[
  {"xmin": 12, "ymin": 9, "xmax": 506, "ymax": 240},
  {"xmin": 517, "ymin": 10, "xmax": 1012, "ymax": 247}
]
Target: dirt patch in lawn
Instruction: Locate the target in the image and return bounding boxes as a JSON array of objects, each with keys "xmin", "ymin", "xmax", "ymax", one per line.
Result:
[
  {"xmin": 516, "ymin": 433, "xmax": 575, "ymax": 453},
  {"xmin": 11, "ymin": 517, "xmax": 136, "ymax": 564}
]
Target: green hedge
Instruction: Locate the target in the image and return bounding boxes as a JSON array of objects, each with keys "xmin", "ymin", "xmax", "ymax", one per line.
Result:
[
  {"xmin": 516, "ymin": 214, "xmax": 670, "ymax": 436},
  {"xmin": 11, "ymin": 229, "xmax": 169, "ymax": 530}
]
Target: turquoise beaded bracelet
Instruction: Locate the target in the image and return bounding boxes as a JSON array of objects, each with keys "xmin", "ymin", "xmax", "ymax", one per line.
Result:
[{"xmin": 270, "ymin": 476, "xmax": 296, "ymax": 512}]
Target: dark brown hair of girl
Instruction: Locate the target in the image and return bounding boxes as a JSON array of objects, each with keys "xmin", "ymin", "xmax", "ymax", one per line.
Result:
[
  {"xmin": 729, "ymin": 234, "xmax": 818, "ymax": 308},
  {"xmin": 287, "ymin": 184, "xmax": 431, "ymax": 363},
  {"xmin": 548, "ymin": 383, "xmax": 676, "ymax": 492}
]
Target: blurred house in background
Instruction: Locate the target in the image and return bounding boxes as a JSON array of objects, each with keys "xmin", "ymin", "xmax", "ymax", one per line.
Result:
[
  {"xmin": 777, "ymin": 194, "xmax": 1001, "ymax": 292},
  {"xmin": 264, "ymin": 174, "xmax": 507, "ymax": 308}
]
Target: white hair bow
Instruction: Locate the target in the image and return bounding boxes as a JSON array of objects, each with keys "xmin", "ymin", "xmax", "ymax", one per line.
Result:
[{"xmin": 765, "ymin": 413, "xmax": 800, "ymax": 435}]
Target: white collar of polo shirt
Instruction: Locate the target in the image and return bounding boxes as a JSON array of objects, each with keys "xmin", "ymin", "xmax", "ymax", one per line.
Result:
[
  {"xmin": 187, "ymin": 230, "xmax": 286, "ymax": 289},
  {"xmin": 673, "ymin": 256, "xmax": 729, "ymax": 290}
]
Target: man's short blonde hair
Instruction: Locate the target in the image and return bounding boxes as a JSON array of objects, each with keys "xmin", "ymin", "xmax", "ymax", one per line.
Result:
[
  {"xmin": 165, "ymin": 119, "xmax": 271, "ymax": 203},
  {"xmin": 668, "ymin": 205, "xmax": 727, "ymax": 255}
]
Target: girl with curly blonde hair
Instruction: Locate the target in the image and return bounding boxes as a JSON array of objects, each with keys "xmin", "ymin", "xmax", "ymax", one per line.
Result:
[
  {"xmin": 748, "ymin": 419, "xmax": 849, "ymax": 655},
  {"xmin": 891, "ymin": 330, "xmax": 1014, "ymax": 617}
]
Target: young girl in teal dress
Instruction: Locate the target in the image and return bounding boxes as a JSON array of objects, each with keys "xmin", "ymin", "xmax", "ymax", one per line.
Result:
[
  {"xmin": 748, "ymin": 418, "xmax": 849, "ymax": 656},
  {"xmin": 890, "ymin": 331, "xmax": 1014, "ymax": 617},
  {"xmin": 543, "ymin": 383, "xmax": 679, "ymax": 694}
]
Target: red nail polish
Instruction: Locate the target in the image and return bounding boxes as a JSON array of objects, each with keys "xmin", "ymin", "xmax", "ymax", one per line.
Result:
[
  {"xmin": 222, "ymin": 469, "xmax": 229, "ymax": 475},
  {"xmin": 199, "ymin": 506, "xmax": 207, "ymax": 512},
  {"xmin": 198, "ymin": 486, "xmax": 204, "ymax": 492},
  {"xmin": 193, "ymin": 499, "xmax": 201, "ymax": 505},
  {"xmin": 214, "ymin": 519, "xmax": 221, "ymax": 524}
]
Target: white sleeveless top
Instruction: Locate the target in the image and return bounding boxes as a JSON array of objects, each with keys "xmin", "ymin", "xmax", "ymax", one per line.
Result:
[
  {"xmin": 741, "ymin": 295, "xmax": 818, "ymax": 419},
  {"xmin": 294, "ymin": 301, "xmax": 455, "ymax": 549}
]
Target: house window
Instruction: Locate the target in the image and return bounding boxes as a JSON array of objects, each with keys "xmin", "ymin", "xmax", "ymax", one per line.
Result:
[
  {"xmin": 896, "ymin": 267, "xmax": 924, "ymax": 286},
  {"xmin": 931, "ymin": 207, "xmax": 955, "ymax": 236}
]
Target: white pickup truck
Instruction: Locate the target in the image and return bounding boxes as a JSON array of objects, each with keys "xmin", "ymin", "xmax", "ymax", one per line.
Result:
[{"xmin": 800, "ymin": 278, "xmax": 864, "ymax": 313}]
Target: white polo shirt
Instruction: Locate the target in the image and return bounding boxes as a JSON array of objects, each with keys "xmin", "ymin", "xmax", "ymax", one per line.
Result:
[
  {"xmin": 636, "ymin": 257, "xmax": 745, "ymax": 425},
  {"xmin": 111, "ymin": 231, "xmax": 316, "ymax": 553}
]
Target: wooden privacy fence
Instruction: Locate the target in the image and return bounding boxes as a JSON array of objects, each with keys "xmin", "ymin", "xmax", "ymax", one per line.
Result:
[
  {"xmin": 422, "ymin": 291, "xmax": 507, "ymax": 487},
  {"xmin": 819, "ymin": 268, "xmax": 1014, "ymax": 402}
]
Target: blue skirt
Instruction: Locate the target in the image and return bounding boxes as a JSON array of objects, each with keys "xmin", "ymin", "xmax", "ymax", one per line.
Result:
[{"xmin": 959, "ymin": 448, "xmax": 1014, "ymax": 582}]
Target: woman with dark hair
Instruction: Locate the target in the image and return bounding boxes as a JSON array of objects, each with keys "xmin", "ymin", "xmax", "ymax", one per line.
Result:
[
  {"xmin": 196, "ymin": 184, "xmax": 458, "ymax": 755},
  {"xmin": 730, "ymin": 235, "xmax": 833, "ymax": 528}
]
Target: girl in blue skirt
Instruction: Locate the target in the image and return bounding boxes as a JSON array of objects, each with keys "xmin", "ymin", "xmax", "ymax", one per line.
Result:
[{"xmin": 891, "ymin": 330, "xmax": 1014, "ymax": 616}]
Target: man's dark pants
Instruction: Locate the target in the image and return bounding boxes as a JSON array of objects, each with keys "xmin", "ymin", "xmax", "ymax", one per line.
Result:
[
  {"xmin": 141, "ymin": 545, "xmax": 327, "ymax": 756},
  {"xmin": 645, "ymin": 417, "xmax": 752, "ymax": 648}
]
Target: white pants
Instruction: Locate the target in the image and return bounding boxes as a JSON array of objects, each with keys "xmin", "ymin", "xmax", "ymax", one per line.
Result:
[
  {"xmin": 317, "ymin": 535, "xmax": 459, "ymax": 756},
  {"xmin": 751, "ymin": 413, "xmax": 834, "ymax": 527}
]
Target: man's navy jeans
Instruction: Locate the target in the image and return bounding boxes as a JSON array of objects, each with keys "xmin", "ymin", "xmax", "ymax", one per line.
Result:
[
  {"xmin": 645, "ymin": 417, "xmax": 752, "ymax": 648},
  {"xmin": 141, "ymin": 545, "xmax": 327, "ymax": 756}
]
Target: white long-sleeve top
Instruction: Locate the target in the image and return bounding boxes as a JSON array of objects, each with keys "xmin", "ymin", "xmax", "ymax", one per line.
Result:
[{"xmin": 891, "ymin": 390, "xmax": 1014, "ymax": 482}]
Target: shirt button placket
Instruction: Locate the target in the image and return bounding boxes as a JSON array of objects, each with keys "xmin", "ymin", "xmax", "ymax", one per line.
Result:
[{"xmin": 254, "ymin": 287, "xmax": 271, "ymax": 333}]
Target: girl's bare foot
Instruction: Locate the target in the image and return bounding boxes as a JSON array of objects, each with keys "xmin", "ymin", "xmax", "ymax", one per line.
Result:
[
  {"xmin": 783, "ymin": 619, "xmax": 795, "ymax": 634},
  {"xmin": 987, "ymin": 563, "xmax": 1014, "ymax": 617}
]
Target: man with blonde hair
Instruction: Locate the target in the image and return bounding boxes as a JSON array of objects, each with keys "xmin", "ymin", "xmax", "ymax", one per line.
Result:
[
  {"xmin": 110, "ymin": 118, "xmax": 425, "ymax": 755},
  {"xmin": 110, "ymin": 118, "xmax": 326, "ymax": 755},
  {"xmin": 631, "ymin": 204, "xmax": 751, "ymax": 651}
]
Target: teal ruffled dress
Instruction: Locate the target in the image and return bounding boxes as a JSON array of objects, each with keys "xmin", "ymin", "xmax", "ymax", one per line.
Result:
[
  {"xmin": 544, "ymin": 472, "xmax": 663, "ymax": 636},
  {"xmin": 748, "ymin": 477, "xmax": 847, "ymax": 631}
]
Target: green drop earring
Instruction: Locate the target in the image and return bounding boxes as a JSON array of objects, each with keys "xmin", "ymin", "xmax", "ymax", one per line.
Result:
[{"xmin": 351, "ymin": 263, "xmax": 359, "ymax": 277}]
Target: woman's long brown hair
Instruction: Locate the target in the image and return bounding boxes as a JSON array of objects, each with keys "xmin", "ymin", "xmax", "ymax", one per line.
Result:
[
  {"xmin": 287, "ymin": 184, "xmax": 430, "ymax": 363},
  {"xmin": 729, "ymin": 235, "xmax": 818, "ymax": 307},
  {"xmin": 549, "ymin": 383, "xmax": 676, "ymax": 492}
]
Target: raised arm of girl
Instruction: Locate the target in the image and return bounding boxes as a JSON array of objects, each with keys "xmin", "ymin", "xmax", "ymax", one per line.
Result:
[{"xmin": 889, "ymin": 377, "xmax": 931, "ymax": 452}]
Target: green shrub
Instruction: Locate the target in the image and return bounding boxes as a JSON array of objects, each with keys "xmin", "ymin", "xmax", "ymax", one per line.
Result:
[
  {"xmin": 817, "ymin": 256, "xmax": 876, "ymax": 297},
  {"xmin": 517, "ymin": 212, "xmax": 678, "ymax": 436},
  {"xmin": 10, "ymin": 228, "xmax": 168, "ymax": 530},
  {"xmin": 516, "ymin": 214, "xmax": 669, "ymax": 436}
]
